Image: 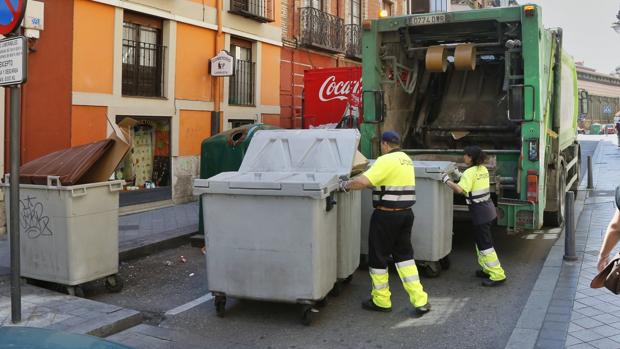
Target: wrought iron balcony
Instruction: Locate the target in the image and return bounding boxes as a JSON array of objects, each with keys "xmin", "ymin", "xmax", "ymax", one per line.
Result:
[
  {"xmin": 344, "ymin": 24, "xmax": 361, "ymax": 59},
  {"xmin": 300, "ymin": 7, "xmax": 345, "ymax": 53},
  {"xmin": 230, "ymin": 0, "xmax": 274, "ymax": 23}
]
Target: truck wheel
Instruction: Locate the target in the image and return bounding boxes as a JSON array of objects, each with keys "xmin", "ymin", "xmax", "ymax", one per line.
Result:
[{"xmin": 544, "ymin": 167, "xmax": 566, "ymax": 228}]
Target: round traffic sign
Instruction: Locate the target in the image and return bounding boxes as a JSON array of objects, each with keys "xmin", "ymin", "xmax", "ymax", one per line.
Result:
[{"xmin": 0, "ymin": 0, "xmax": 26, "ymax": 35}]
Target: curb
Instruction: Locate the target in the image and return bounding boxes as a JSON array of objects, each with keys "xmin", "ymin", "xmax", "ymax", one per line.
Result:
[
  {"xmin": 578, "ymin": 137, "xmax": 603, "ymax": 190},
  {"xmin": 119, "ymin": 228, "xmax": 197, "ymax": 262}
]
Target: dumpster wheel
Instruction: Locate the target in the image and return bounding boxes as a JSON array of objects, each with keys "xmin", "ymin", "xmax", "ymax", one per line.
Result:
[
  {"xmin": 300, "ymin": 304, "xmax": 317, "ymax": 326},
  {"xmin": 418, "ymin": 262, "xmax": 441, "ymax": 278},
  {"xmin": 439, "ymin": 255, "xmax": 451, "ymax": 270},
  {"xmin": 329, "ymin": 282, "xmax": 343, "ymax": 297},
  {"xmin": 105, "ymin": 275, "xmax": 124, "ymax": 293},
  {"xmin": 343, "ymin": 274, "xmax": 354, "ymax": 284},
  {"xmin": 214, "ymin": 295, "xmax": 226, "ymax": 318},
  {"xmin": 67, "ymin": 286, "xmax": 85, "ymax": 298}
]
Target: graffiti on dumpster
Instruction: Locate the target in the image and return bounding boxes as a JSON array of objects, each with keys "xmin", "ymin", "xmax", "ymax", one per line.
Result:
[{"xmin": 20, "ymin": 196, "xmax": 52, "ymax": 239}]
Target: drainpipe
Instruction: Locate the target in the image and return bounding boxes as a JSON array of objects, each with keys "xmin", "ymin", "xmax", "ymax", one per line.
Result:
[{"xmin": 212, "ymin": 0, "xmax": 223, "ymax": 134}]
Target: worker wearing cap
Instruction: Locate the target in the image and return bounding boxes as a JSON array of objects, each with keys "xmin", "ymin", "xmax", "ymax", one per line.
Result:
[
  {"xmin": 340, "ymin": 131, "xmax": 430, "ymax": 317},
  {"xmin": 442, "ymin": 145, "xmax": 507, "ymax": 287}
]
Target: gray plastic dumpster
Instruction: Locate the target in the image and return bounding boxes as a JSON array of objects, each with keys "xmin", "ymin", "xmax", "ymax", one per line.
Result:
[
  {"xmin": 194, "ymin": 129, "xmax": 360, "ymax": 325},
  {"xmin": 1, "ymin": 176, "xmax": 124, "ymax": 296},
  {"xmin": 411, "ymin": 161, "xmax": 455, "ymax": 277},
  {"xmin": 359, "ymin": 160, "xmax": 455, "ymax": 277}
]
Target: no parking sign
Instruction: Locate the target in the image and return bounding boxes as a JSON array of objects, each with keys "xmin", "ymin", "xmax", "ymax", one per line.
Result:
[{"xmin": 0, "ymin": 0, "xmax": 27, "ymax": 35}]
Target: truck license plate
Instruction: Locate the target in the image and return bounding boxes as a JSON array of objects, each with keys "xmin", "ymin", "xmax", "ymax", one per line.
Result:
[{"xmin": 409, "ymin": 14, "xmax": 447, "ymax": 26}]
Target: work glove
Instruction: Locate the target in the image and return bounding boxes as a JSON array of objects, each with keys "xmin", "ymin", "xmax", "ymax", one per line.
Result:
[
  {"xmin": 441, "ymin": 173, "xmax": 450, "ymax": 184},
  {"xmin": 339, "ymin": 179, "xmax": 349, "ymax": 192},
  {"xmin": 451, "ymin": 168, "xmax": 462, "ymax": 181}
]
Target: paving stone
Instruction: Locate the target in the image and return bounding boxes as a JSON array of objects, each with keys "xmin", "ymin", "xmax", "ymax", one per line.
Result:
[
  {"xmin": 567, "ymin": 342, "xmax": 599, "ymax": 349},
  {"xmin": 571, "ymin": 328, "xmax": 605, "ymax": 342},
  {"xmin": 535, "ymin": 338, "xmax": 565, "ymax": 349},
  {"xmin": 591, "ymin": 325, "xmax": 620, "ymax": 338},
  {"xmin": 547, "ymin": 305, "xmax": 572, "ymax": 315},
  {"xmin": 538, "ymin": 327, "xmax": 568, "ymax": 341},
  {"xmin": 593, "ymin": 314, "xmax": 620, "ymax": 325},
  {"xmin": 545, "ymin": 313, "xmax": 572, "ymax": 323},
  {"xmin": 566, "ymin": 335, "xmax": 583, "ymax": 346},
  {"xmin": 589, "ymin": 338, "xmax": 620, "ymax": 349},
  {"xmin": 570, "ymin": 322, "xmax": 586, "ymax": 333},
  {"xmin": 575, "ymin": 307, "xmax": 605, "ymax": 317}
]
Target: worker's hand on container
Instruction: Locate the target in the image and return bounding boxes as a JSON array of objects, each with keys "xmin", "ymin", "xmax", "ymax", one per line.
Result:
[
  {"xmin": 338, "ymin": 179, "xmax": 349, "ymax": 192},
  {"xmin": 441, "ymin": 173, "xmax": 451, "ymax": 184}
]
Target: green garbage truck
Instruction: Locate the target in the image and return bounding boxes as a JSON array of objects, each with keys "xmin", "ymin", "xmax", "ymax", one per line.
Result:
[{"xmin": 360, "ymin": 4, "xmax": 580, "ymax": 230}]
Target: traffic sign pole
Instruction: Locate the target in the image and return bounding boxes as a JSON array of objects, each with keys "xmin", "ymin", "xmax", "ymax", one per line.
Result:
[{"xmin": 9, "ymin": 79, "xmax": 20, "ymax": 324}]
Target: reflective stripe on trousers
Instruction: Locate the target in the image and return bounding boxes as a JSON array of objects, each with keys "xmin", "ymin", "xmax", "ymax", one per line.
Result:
[
  {"xmin": 395, "ymin": 259, "xmax": 428, "ymax": 307},
  {"xmin": 369, "ymin": 267, "xmax": 391, "ymax": 308},
  {"xmin": 477, "ymin": 247, "xmax": 506, "ymax": 281}
]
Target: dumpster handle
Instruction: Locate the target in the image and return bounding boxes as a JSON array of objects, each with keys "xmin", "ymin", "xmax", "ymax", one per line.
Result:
[
  {"xmin": 109, "ymin": 182, "xmax": 124, "ymax": 192},
  {"xmin": 70, "ymin": 187, "xmax": 88, "ymax": 197},
  {"xmin": 46, "ymin": 176, "xmax": 62, "ymax": 188}
]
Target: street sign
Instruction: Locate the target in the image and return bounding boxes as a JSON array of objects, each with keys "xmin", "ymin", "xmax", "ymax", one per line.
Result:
[
  {"xmin": 0, "ymin": 0, "xmax": 27, "ymax": 35},
  {"xmin": 0, "ymin": 36, "xmax": 26, "ymax": 86},
  {"xmin": 209, "ymin": 50, "xmax": 234, "ymax": 77},
  {"xmin": 603, "ymin": 105, "xmax": 613, "ymax": 114}
]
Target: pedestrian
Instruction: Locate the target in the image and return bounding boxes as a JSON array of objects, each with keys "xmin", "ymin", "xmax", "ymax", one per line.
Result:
[
  {"xmin": 597, "ymin": 187, "xmax": 620, "ymax": 272},
  {"xmin": 441, "ymin": 146, "xmax": 507, "ymax": 287},
  {"xmin": 339, "ymin": 131, "xmax": 431, "ymax": 317},
  {"xmin": 615, "ymin": 121, "xmax": 620, "ymax": 147}
]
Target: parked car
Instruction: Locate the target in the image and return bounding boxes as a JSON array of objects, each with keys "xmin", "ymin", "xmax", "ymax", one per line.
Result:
[
  {"xmin": 602, "ymin": 124, "xmax": 617, "ymax": 135},
  {"xmin": 0, "ymin": 326, "xmax": 132, "ymax": 349}
]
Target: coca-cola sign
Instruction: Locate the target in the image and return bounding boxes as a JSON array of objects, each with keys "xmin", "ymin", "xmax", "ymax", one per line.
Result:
[
  {"xmin": 303, "ymin": 67, "xmax": 363, "ymax": 129},
  {"xmin": 319, "ymin": 75, "xmax": 363, "ymax": 102}
]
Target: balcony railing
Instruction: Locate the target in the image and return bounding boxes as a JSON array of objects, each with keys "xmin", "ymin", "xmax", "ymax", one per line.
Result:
[
  {"xmin": 230, "ymin": 0, "xmax": 274, "ymax": 23},
  {"xmin": 229, "ymin": 60, "xmax": 255, "ymax": 106},
  {"xmin": 300, "ymin": 7, "xmax": 345, "ymax": 53},
  {"xmin": 345, "ymin": 24, "xmax": 361, "ymax": 59}
]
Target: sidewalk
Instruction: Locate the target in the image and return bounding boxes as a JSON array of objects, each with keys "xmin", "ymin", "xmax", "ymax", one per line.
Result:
[
  {"xmin": 0, "ymin": 278, "xmax": 142, "ymax": 337},
  {"xmin": 506, "ymin": 135, "xmax": 620, "ymax": 349},
  {"xmin": 0, "ymin": 201, "xmax": 198, "ymax": 337}
]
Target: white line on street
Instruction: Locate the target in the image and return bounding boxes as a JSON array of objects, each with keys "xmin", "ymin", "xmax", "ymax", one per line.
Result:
[{"xmin": 164, "ymin": 293, "xmax": 213, "ymax": 316}]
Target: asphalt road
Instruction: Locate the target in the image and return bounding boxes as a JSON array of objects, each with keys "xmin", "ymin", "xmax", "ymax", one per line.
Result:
[
  {"xmin": 86, "ymin": 137, "xmax": 602, "ymax": 349},
  {"xmin": 90, "ymin": 224, "xmax": 556, "ymax": 349}
]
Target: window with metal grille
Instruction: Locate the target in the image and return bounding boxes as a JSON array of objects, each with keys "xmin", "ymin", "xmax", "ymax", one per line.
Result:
[
  {"xmin": 306, "ymin": 0, "xmax": 324, "ymax": 10},
  {"xmin": 382, "ymin": 0, "xmax": 393, "ymax": 16},
  {"xmin": 122, "ymin": 12, "xmax": 166, "ymax": 97},
  {"xmin": 350, "ymin": 0, "xmax": 361, "ymax": 25},
  {"xmin": 229, "ymin": 39, "xmax": 255, "ymax": 106}
]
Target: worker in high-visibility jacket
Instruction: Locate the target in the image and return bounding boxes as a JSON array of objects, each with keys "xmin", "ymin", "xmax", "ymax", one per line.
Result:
[
  {"xmin": 441, "ymin": 145, "xmax": 507, "ymax": 287},
  {"xmin": 340, "ymin": 131, "xmax": 431, "ymax": 316}
]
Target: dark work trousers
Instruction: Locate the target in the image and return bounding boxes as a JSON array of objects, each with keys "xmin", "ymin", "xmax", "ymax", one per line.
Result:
[
  {"xmin": 472, "ymin": 221, "xmax": 494, "ymax": 251},
  {"xmin": 368, "ymin": 209, "xmax": 415, "ymax": 269}
]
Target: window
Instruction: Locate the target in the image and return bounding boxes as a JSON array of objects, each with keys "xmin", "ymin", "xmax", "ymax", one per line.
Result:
[
  {"xmin": 350, "ymin": 0, "xmax": 361, "ymax": 25},
  {"xmin": 229, "ymin": 38, "xmax": 255, "ymax": 106},
  {"xmin": 307, "ymin": 0, "xmax": 324, "ymax": 10},
  {"xmin": 229, "ymin": 119, "xmax": 255, "ymax": 129},
  {"xmin": 382, "ymin": 0, "xmax": 393, "ymax": 16},
  {"xmin": 122, "ymin": 12, "xmax": 166, "ymax": 97}
]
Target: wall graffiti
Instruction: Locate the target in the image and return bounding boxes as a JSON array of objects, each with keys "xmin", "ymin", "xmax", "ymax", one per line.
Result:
[{"xmin": 19, "ymin": 196, "xmax": 53, "ymax": 239}]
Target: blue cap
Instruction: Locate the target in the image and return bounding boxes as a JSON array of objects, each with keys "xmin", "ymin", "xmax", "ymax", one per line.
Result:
[{"xmin": 382, "ymin": 131, "xmax": 401, "ymax": 144}]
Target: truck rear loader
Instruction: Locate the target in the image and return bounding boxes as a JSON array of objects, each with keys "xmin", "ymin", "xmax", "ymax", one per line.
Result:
[{"xmin": 360, "ymin": 4, "xmax": 580, "ymax": 231}]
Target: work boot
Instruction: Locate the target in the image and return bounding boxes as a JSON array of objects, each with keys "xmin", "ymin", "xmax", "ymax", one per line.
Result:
[
  {"xmin": 482, "ymin": 278, "xmax": 506, "ymax": 287},
  {"xmin": 361, "ymin": 299, "xmax": 392, "ymax": 313},
  {"xmin": 412, "ymin": 303, "xmax": 431, "ymax": 318},
  {"xmin": 475, "ymin": 270, "xmax": 490, "ymax": 279}
]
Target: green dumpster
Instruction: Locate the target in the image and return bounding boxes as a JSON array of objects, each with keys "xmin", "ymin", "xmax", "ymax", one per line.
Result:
[
  {"xmin": 198, "ymin": 123, "xmax": 280, "ymax": 235},
  {"xmin": 590, "ymin": 123, "xmax": 602, "ymax": 135}
]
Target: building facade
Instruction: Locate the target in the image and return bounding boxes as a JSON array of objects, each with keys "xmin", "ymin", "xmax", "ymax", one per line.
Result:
[
  {"xmin": 16, "ymin": 0, "xmax": 281, "ymax": 208},
  {"xmin": 576, "ymin": 63, "xmax": 620, "ymax": 127},
  {"xmin": 279, "ymin": 0, "xmax": 407, "ymax": 128}
]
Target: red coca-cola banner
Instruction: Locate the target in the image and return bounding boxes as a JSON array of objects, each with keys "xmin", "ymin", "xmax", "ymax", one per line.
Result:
[{"xmin": 303, "ymin": 67, "xmax": 362, "ymax": 129}]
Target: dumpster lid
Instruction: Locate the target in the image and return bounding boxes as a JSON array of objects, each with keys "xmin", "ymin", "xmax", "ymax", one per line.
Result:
[
  {"xmin": 413, "ymin": 161, "xmax": 457, "ymax": 179},
  {"xmin": 194, "ymin": 172, "xmax": 337, "ymax": 198},
  {"xmin": 238, "ymin": 129, "xmax": 360, "ymax": 177}
]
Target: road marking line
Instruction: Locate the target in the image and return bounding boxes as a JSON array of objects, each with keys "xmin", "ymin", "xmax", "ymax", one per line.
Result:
[{"xmin": 164, "ymin": 293, "xmax": 213, "ymax": 316}]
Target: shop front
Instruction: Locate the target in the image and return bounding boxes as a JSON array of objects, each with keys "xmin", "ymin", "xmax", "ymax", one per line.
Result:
[{"xmin": 114, "ymin": 116, "xmax": 172, "ymax": 206}]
